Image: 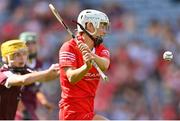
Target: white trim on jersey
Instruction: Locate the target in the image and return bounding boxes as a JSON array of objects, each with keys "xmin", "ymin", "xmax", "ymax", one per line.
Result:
[
  {"xmin": 60, "ymin": 52, "xmax": 76, "ymax": 57},
  {"xmin": 102, "ymin": 50, "xmax": 110, "ymax": 56},
  {"xmin": 60, "ymin": 57, "xmax": 76, "ymax": 61},
  {"xmin": 59, "ymin": 52, "xmax": 76, "ymax": 61},
  {"xmin": 3, "ymin": 71, "xmax": 13, "ymax": 77},
  {"xmin": 3, "ymin": 71, "xmax": 14, "ymax": 88}
]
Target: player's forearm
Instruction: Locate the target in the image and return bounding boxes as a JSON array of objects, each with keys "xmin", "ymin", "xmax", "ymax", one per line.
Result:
[
  {"xmin": 7, "ymin": 70, "xmax": 52, "ymax": 86},
  {"xmin": 66, "ymin": 65, "xmax": 90, "ymax": 84},
  {"xmin": 36, "ymin": 92, "xmax": 48, "ymax": 105},
  {"xmin": 93, "ymin": 54, "xmax": 110, "ymax": 72}
]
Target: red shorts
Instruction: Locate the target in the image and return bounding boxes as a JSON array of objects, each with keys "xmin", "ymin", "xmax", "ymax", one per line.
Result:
[{"xmin": 59, "ymin": 97, "xmax": 95, "ymax": 120}]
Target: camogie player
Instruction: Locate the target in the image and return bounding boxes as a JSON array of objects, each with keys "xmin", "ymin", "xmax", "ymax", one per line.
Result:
[
  {"xmin": 59, "ymin": 9, "xmax": 110, "ymax": 120},
  {"xmin": 0, "ymin": 40, "xmax": 59, "ymax": 119},
  {"xmin": 15, "ymin": 32, "xmax": 54, "ymax": 120}
]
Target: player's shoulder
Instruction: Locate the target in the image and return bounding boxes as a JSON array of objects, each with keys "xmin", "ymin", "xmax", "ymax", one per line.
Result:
[
  {"xmin": 60, "ymin": 39, "xmax": 77, "ymax": 51},
  {"xmin": 0, "ymin": 64, "xmax": 9, "ymax": 72},
  {"xmin": 0, "ymin": 65, "xmax": 13, "ymax": 83},
  {"xmin": 96, "ymin": 43, "xmax": 108, "ymax": 50},
  {"xmin": 65, "ymin": 38, "xmax": 76, "ymax": 46}
]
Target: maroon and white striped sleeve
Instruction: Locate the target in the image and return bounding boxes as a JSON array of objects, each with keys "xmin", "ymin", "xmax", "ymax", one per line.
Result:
[{"xmin": 0, "ymin": 71, "xmax": 14, "ymax": 88}]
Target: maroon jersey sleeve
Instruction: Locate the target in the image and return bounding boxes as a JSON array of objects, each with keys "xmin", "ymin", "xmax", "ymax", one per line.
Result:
[
  {"xmin": 0, "ymin": 72, "xmax": 7, "ymax": 85},
  {"xmin": 0, "ymin": 70, "xmax": 14, "ymax": 88},
  {"xmin": 59, "ymin": 42, "xmax": 77, "ymax": 68}
]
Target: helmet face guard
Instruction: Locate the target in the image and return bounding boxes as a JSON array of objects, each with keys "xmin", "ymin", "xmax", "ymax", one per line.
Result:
[
  {"xmin": 98, "ymin": 22, "xmax": 110, "ymax": 33},
  {"xmin": 73, "ymin": 20, "xmax": 104, "ymax": 47}
]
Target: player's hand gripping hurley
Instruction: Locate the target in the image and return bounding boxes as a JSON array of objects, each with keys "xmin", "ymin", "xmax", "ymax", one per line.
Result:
[{"xmin": 49, "ymin": 4, "xmax": 108, "ymax": 82}]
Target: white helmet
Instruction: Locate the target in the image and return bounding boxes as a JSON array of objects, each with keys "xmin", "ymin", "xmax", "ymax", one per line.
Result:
[{"xmin": 77, "ymin": 9, "xmax": 109, "ymax": 33}]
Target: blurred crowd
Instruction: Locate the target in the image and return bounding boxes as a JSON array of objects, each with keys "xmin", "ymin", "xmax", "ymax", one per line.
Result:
[{"xmin": 0, "ymin": 0, "xmax": 180, "ymax": 120}]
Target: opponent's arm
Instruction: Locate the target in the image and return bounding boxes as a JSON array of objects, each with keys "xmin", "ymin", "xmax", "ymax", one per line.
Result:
[{"xmin": 5, "ymin": 64, "xmax": 59, "ymax": 87}]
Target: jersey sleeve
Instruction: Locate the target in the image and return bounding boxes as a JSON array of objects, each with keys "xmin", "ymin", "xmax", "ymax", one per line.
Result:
[
  {"xmin": 0, "ymin": 71, "xmax": 14, "ymax": 88},
  {"xmin": 99, "ymin": 45, "xmax": 110, "ymax": 60},
  {"xmin": 0, "ymin": 72, "xmax": 7, "ymax": 85},
  {"xmin": 59, "ymin": 42, "xmax": 77, "ymax": 68}
]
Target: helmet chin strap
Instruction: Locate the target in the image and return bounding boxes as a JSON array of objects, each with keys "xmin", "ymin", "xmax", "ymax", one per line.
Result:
[
  {"xmin": 87, "ymin": 28, "xmax": 97, "ymax": 36},
  {"xmin": 72, "ymin": 20, "xmax": 103, "ymax": 47}
]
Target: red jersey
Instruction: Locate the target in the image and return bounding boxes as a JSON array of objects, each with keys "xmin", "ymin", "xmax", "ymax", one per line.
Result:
[{"xmin": 58, "ymin": 38, "xmax": 110, "ymax": 120}]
